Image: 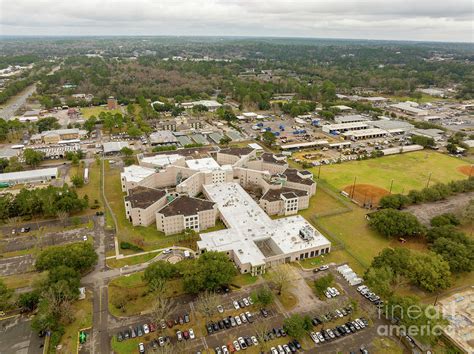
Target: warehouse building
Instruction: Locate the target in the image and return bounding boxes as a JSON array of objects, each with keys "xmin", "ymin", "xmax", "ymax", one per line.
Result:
[
  {"xmin": 322, "ymin": 122, "xmax": 369, "ymax": 134},
  {"xmin": 368, "ymin": 120, "xmax": 414, "ymax": 135},
  {"xmin": 0, "ymin": 167, "xmax": 58, "ymax": 185},
  {"xmin": 390, "ymin": 102, "xmax": 429, "ymax": 116},
  {"xmin": 343, "ymin": 128, "xmax": 388, "ymax": 140},
  {"xmin": 334, "ymin": 115, "xmax": 370, "ymax": 124}
]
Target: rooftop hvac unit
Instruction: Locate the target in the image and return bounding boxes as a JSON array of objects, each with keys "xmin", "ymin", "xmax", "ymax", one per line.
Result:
[{"xmin": 299, "ymin": 225, "xmax": 314, "ymax": 241}]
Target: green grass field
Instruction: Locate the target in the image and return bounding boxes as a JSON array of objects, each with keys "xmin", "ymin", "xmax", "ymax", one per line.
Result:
[
  {"xmin": 80, "ymin": 106, "xmax": 122, "ymax": 118},
  {"xmin": 316, "ymin": 151, "xmax": 467, "ymax": 194}
]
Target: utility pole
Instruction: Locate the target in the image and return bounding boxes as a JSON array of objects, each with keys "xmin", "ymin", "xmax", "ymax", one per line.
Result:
[
  {"xmin": 426, "ymin": 172, "xmax": 432, "ymax": 188},
  {"xmin": 389, "ymin": 179, "xmax": 394, "ymax": 194},
  {"xmin": 318, "ymin": 164, "xmax": 322, "ymax": 179},
  {"xmin": 351, "ymin": 176, "xmax": 357, "ymax": 198}
]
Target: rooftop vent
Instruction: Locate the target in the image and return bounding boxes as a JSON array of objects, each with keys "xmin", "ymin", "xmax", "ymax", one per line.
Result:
[{"xmin": 299, "ymin": 225, "xmax": 314, "ymax": 241}]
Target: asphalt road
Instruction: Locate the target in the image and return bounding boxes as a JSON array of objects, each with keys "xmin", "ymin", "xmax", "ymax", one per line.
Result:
[
  {"xmin": 0, "ymin": 84, "xmax": 37, "ymax": 120},
  {"xmin": 0, "ymin": 315, "xmax": 44, "ymax": 354}
]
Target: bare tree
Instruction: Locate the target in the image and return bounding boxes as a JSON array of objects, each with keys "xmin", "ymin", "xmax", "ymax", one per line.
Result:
[
  {"xmin": 195, "ymin": 291, "xmax": 220, "ymax": 321},
  {"xmin": 269, "ymin": 265, "xmax": 291, "ymax": 295},
  {"xmin": 150, "ymin": 295, "xmax": 177, "ymax": 331},
  {"xmin": 253, "ymin": 322, "xmax": 271, "ymax": 353},
  {"xmin": 56, "ymin": 210, "xmax": 69, "ymax": 228}
]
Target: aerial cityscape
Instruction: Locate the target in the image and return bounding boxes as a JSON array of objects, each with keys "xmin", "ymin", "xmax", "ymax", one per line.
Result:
[{"xmin": 0, "ymin": 1, "xmax": 473, "ymax": 354}]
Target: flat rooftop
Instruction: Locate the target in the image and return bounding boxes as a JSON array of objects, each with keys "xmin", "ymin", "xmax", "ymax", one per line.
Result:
[
  {"xmin": 185, "ymin": 157, "xmax": 221, "ymax": 172},
  {"xmin": 140, "ymin": 154, "xmax": 183, "ymax": 168},
  {"xmin": 198, "ymin": 182, "xmax": 330, "ymax": 267},
  {"xmin": 121, "ymin": 165, "xmax": 156, "ymax": 183}
]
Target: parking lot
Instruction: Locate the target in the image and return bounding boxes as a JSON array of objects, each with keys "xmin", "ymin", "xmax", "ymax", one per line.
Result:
[
  {"xmin": 108, "ymin": 265, "xmax": 403, "ymax": 353},
  {"xmin": 0, "ymin": 315, "xmax": 44, "ymax": 354}
]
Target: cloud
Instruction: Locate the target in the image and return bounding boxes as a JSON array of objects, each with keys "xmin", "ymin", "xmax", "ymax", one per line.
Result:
[{"xmin": 1, "ymin": 0, "xmax": 472, "ymax": 42}]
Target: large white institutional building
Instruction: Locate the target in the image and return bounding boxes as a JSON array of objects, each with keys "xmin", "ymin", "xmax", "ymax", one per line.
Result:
[{"xmin": 121, "ymin": 146, "xmax": 331, "ymax": 274}]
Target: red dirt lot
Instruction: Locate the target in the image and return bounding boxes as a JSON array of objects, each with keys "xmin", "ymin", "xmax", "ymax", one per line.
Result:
[
  {"xmin": 457, "ymin": 165, "xmax": 474, "ymax": 176},
  {"xmin": 342, "ymin": 183, "xmax": 390, "ymax": 208}
]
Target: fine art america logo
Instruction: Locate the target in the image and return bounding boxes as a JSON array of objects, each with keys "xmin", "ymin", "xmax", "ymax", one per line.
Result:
[{"xmin": 375, "ymin": 303, "xmax": 451, "ymax": 339}]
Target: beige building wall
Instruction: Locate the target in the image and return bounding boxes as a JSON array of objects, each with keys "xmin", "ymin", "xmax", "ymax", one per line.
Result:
[
  {"xmin": 125, "ymin": 196, "xmax": 168, "ymax": 227},
  {"xmin": 156, "ymin": 207, "xmax": 217, "ymax": 235}
]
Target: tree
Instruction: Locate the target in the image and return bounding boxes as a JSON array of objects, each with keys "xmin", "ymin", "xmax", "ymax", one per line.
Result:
[
  {"xmin": 83, "ymin": 116, "xmax": 97, "ymax": 134},
  {"xmin": 269, "ymin": 265, "xmax": 291, "ymax": 296},
  {"xmin": 195, "ymin": 291, "xmax": 220, "ymax": 321},
  {"xmin": 363, "ymin": 266, "xmax": 394, "ymax": 299},
  {"xmin": 430, "ymin": 237, "xmax": 474, "ymax": 273},
  {"xmin": 71, "ymin": 174, "xmax": 84, "ymax": 188},
  {"xmin": 23, "ymin": 148, "xmax": 45, "ymax": 167},
  {"xmin": 35, "ymin": 242, "xmax": 97, "ymax": 274},
  {"xmin": 262, "ymin": 131, "xmax": 276, "ymax": 146},
  {"xmin": 321, "ymin": 80, "xmax": 336, "ymax": 102},
  {"xmin": 253, "ymin": 322, "xmax": 271, "ymax": 353},
  {"xmin": 313, "ymin": 274, "xmax": 334, "ymax": 298},
  {"xmin": 430, "ymin": 213, "xmax": 460, "ymax": 227},
  {"xmin": 36, "ymin": 117, "xmax": 60, "ymax": 133},
  {"xmin": 379, "ymin": 194, "xmax": 410, "ymax": 210},
  {"xmin": 407, "ymin": 251, "xmax": 451, "ymax": 292},
  {"xmin": 411, "ymin": 135, "xmax": 435, "ymax": 148},
  {"xmin": 150, "ymin": 296, "xmax": 177, "ymax": 328},
  {"xmin": 371, "ymin": 248, "xmax": 412, "ymax": 276},
  {"xmin": 181, "ymin": 251, "xmax": 236, "ymax": 293},
  {"xmin": 0, "ymin": 279, "xmax": 13, "ymax": 311},
  {"xmin": 18, "ymin": 291, "xmax": 40, "ymax": 312},
  {"xmin": 120, "ymin": 146, "xmax": 134, "ymax": 156},
  {"xmin": 56, "ymin": 210, "xmax": 69, "ymax": 227},
  {"xmin": 250, "ymin": 286, "xmax": 274, "ymax": 308},
  {"xmin": 385, "ymin": 295, "xmax": 447, "ymax": 345},
  {"xmin": 219, "ymin": 136, "xmax": 231, "ymax": 145},
  {"xmin": 144, "ymin": 261, "xmax": 178, "ymax": 292},
  {"xmin": 283, "ymin": 314, "xmax": 312, "ymax": 339},
  {"xmin": 369, "ymin": 209, "xmax": 425, "ymax": 238}
]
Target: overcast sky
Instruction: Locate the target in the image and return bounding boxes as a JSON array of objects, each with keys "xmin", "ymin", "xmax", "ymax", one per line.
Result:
[{"xmin": 1, "ymin": 0, "xmax": 472, "ymax": 42}]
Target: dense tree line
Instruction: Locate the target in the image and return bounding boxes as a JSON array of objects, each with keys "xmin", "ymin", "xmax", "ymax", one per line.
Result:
[
  {"xmin": 0, "ymin": 185, "xmax": 88, "ymax": 219},
  {"xmin": 368, "ymin": 209, "xmax": 425, "ymax": 238},
  {"xmin": 379, "ymin": 177, "xmax": 474, "ymax": 209}
]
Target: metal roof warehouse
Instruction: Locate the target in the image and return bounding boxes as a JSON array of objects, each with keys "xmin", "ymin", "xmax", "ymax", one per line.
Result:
[{"xmin": 0, "ymin": 167, "xmax": 58, "ymax": 185}]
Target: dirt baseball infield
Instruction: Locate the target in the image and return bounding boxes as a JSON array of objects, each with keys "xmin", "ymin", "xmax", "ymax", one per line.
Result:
[
  {"xmin": 457, "ymin": 165, "xmax": 474, "ymax": 177},
  {"xmin": 342, "ymin": 183, "xmax": 390, "ymax": 207}
]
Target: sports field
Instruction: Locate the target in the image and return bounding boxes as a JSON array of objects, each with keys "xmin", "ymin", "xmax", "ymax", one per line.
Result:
[{"xmin": 315, "ymin": 151, "xmax": 469, "ymax": 195}]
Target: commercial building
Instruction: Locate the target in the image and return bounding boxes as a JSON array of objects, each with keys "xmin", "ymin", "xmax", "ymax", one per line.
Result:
[
  {"xmin": 322, "ymin": 122, "xmax": 369, "ymax": 134},
  {"xmin": 334, "ymin": 115, "xmax": 370, "ymax": 124},
  {"xmin": 343, "ymin": 128, "xmax": 388, "ymax": 140},
  {"xmin": 107, "ymin": 96, "xmax": 118, "ymax": 110},
  {"xmin": 410, "ymin": 128, "xmax": 445, "ymax": 141},
  {"xmin": 390, "ymin": 102, "xmax": 429, "ymax": 116},
  {"xmin": 368, "ymin": 120, "xmax": 414, "ymax": 135},
  {"xmin": 149, "ymin": 131, "xmax": 178, "ymax": 146},
  {"xmin": 30, "ymin": 128, "xmax": 86, "ymax": 144},
  {"xmin": 280, "ymin": 140, "xmax": 329, "ymax": 150},
  {"xmin": 102, "ymin": 141, "xmax": 130, "ymax": 154},
  {"xmin": 260, "ymin": 187, "xmax": 309, "ymax": 216},
  {"xmin": 180, "ymin": 100, "xmax": 222, "ymax": 112},
  {"xmin": 121, "ymin": 165, "xmax": 156, "ymax": 191},
  {"xmin": 0, "ymin": 167, "xmax": 57, "ymax": 185}
]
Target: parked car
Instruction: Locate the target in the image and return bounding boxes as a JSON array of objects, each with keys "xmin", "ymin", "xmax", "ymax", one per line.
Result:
[
  {"xmin": 233, "ymin": 301, "xmax": 240, "ymax": 310},
  {"xmin": 163, "ymin": 248, "xmax": 172, "ymax": 254},
  {"xmin": 116, "ymin": 332, "xmax": 123, "ymax": 342},
  {"xmin": 217, "ymin": 305, "xmax": 224, "ymax": 313},
  {"xmin": 222, "ymin": 345, "xmax": 229, "ymax": 354},
  {"xmin": 235, "ymin": 316, "xmax": 242, "ymax": 326},
  {"xmin": 261, "ymin": 308, "xmax": 269, "ymax": 317},
  {"xmin": 158, "ymin": 337, "xmax": 165, "ymax": 347},
  {"xmin": 184, "ymin": 313, "xmax": 190, "ymax": 323},
  {"xmin": 242, "ymin": 298, "xmax": 250, "ymax": 307},
  {"xmin": 138, "ymin": 342, "xmax": 145, "ymax": 353},
  {"xmin": 247, "ymin": 297, "xmax": 254, "ymax": 305},
  {"xmin": 251, "ymin": 336, "xmax": 258, "ymax": 346},
  {"xmin": 176, "ymin": 330, "xmax": 183, "ymax": 341},
  {"xmin": 245, "ymin": 311, "xmax": 254, "ymax": 323},
  {"xmin": 233, "ymin": 340, "xmax": 241, "ymax": 351},
  {"xmin": 182, "ymin": 330, "xmax": 189, "ymax": 340},
  {"xmin": 136, "ymin": 326, "xmax": 143, "ymax": 336},
  {"xmin": 238, "ymin": 337, "xmax": 247, "ymax": 350},
  {"xmin": 240, "ymin": 313, "xmax": 247, "ymax": 324},
  {"xmin": 188, "ymin": 328, "xmax": 195, "ymax": 339},
  {"xmin": 143, "ymin": 324, "xmax": 150, "ymax": 334}
]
